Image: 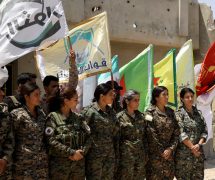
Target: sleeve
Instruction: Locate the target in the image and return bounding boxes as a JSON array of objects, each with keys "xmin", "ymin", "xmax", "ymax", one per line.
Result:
[
  {"xmin": 145, "ymin": 111, "xmax": 165, "ymax": 152},
  {"xmin": 45, "ymin": 114, "xmax": 75, "ymax": 156},
  {"xmin": 168, "ymin": 113, "xmax": 180, "ymax": 151},
  {"xmin": 199, "ymin": 110, "xmax": 208, "ymax": 140},
  {"xmin": 175, "ymin": 111, "xmax": 189, "ymax": 143},
  {"xmin": 68, "ymin": 54, "xmax": 78, "ymax": 90},
  {"xmin": 1, "ymin": 115, "xmax": 14, "ymax": 164}
]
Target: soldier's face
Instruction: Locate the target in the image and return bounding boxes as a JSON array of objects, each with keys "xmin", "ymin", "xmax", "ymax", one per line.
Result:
[
  {"xmin": 101, "ymin": 90, "xmax": 115, "ymax": 105},
  {"xmin": 25, "ymin": 89, "xmax": 41, "ymax": 107},
  {"xmin": 0, "ymin": 89, "xmax": 5, "ymax": 102},
  {"xmin": 65, "ymin": 93, "xmax": 79, "ymax": 110},
  {"xmin": 181, "ymin": 92, "xmax": 194, "ymax": 107},
  {"xmin": 127, "ymin": 95, "xmax": 140, "ymax": 110},
  {"xmin": 156, "ymin": 90, "xmax": 168, "ymax": 106},
  {"xmin": 45, "ymin": 81, "xmax": 59, "ymax": 96}
]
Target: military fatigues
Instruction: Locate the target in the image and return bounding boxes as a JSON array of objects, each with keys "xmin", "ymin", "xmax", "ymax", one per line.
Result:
[
  {"xmin": 0, "ymin": 103, "xmax": 14, "ymax": 180},
  {"xmin": 175, "ymin": 106, "xmax": 208, "ymax": 180},
  {"xmin": 45, "ymin": 111, "xmax": 91, "ymax": 180},
  {"xmin": 3, "ymin": 95, "xmax": 22, "ymax": 112},
  {"xmin": 116, "ymin": 110, "xmax": 147, "ymax": 180},
  {"xmin": 145, "ymin": 105, "xmax": 179, "ymax": 180},
  {"xmin": 81, "ymin": 102, "xmax": 119, "ymax": 180},
  {"xmin": 11, "ymin": 106, "xmax": 48, "ymax": 180}
]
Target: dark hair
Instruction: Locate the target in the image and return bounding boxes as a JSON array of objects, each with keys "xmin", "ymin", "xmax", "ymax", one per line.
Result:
[
  {"xmin": 19, "ymin": 82, "xmax": 39, "ymax": 104},
  {"xmin": 43, "ymin": 75, "xmax": 59, "ymax": 87},
  {"xmin": 93, "ymin": 83, "xmax": 113, "ymax": 102},
  {"xmin": 180, "ymin": 87, "xmax": 195, "ymax": 102},
  {"xmin": 151, "ymin": 86, "xmax": 168, "ymax": 105},
  {"xmin": 122, "ymin": 90, "xmax": 140, "ymax": 109},
  {"xmin": 25, "ymin": 73, "xmax": 37, "ymax": 79},
  {"xmin": 17, "ymin": 73, "xmax": 31, "ymax": 85},
  {"xmin": 48, "ymin": 88, "xmax": 77, "ymax": 112}
]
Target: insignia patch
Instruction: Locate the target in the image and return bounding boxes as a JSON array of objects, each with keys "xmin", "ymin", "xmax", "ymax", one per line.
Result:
[
  {"xmin": 145, "ymin": 114, "xmax": 153, "ymax": 121},
  {"xmin": 45, "ymin": 127, "xmax": 54, "ymax": 136}
]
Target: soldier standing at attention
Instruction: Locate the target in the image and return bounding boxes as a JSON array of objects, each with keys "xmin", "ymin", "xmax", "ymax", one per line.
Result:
[
  {"xmin": 81, "ymin": 83, "xmax": 119, "ymax": 180},
  {"xmin": 0, "ymin": 83, "xmax": 14, "ymax": 180},
  {"xmin": 116, "ymin": 90, "xmax": 147, "ymax": 180},
  {"xmin": 145, "ymin": 86, "xmax": 179, "ymax": 180},
  {"xmin": 45, "ymin": 88, "xmax": 91, "ymax": 180},
  {"xmin": 11, "ymin": 82, "xmax": 48, "ymax": 180},
  {"xmin": 175, "ymin": 87, "xmax": 208, "ymax": 180}
]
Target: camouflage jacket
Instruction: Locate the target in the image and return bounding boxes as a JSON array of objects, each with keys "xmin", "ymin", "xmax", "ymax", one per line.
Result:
[
  {"xmin": 11, "ymin": 106, "xmax": 47, "ymax": 161},
  {"xmin": 0, "ymin": 103, "xmax": 14, "ymax": 163},
  {"xmin": 45, "ymin": 111, "xmax": 91, "ymax": 157},
  {"xmin": 3, "ymin": 94, "xmax": 22, "ymax": 112},
  {"xmin": 175, "ymin": 106, "xmax": 208, "ymax": 156},
  {"xmin": 117, "ymin": 110, "xmax": 148, "ymax": 161},
  {"xmin": 81, "ymin": 102, "xmax": 120, "ymax": 157},
  {"xmin": 145, "ymin": 105, "xmax": 180, "ymax": 157}
]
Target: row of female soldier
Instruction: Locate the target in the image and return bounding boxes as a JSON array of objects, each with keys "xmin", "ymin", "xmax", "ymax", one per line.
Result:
[{"xmin": 0, "ymin": 80, "xmax": 207, "ymax": 180}]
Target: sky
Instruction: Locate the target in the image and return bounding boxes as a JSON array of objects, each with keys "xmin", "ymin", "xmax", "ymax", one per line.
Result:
[{"xmin": 198, "ymin": 0, "xmax": 215, "ymax": 19}]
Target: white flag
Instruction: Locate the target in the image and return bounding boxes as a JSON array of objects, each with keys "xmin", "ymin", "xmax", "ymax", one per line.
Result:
[{"xmin": 0, "ymin": 0, "xmax": 68, "ymax": 67}]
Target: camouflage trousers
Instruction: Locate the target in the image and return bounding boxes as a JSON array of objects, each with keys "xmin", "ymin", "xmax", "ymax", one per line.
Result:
[
  {"xmin": 116, "ymin": 147, "xmax": 146, "ymax": 180},
  {"xmin": 0, "ymin": 167, "xmax": 13, "ymax": 180},
  {"xmin": 13, "ymin": 152, "xmax": 49, "ymax": 180},
  {"xmin": 146, "ymin": 157, "xmax": 175, "ymax": 180},
  {"xmin": 175, "ymin": 155, "xmax": 204, "ymax": 180},
  {"xmin": 49, "ymin": 156, "xmax": 85, "ymax": 180},
  {"xmin": 85, "ymin": 149, "xmax": 115, "ymax": 180}
]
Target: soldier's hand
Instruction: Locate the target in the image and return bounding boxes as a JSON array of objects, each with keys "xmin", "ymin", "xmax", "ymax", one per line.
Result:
[
  {"xmin": 191, "ymin": 149, "xmax": 201, "ymax": 157},
  {"xmin": 161, "ymin": 148, "xmax": 172, "ymax": 160},
  {"xmin": 0, "ymin": 159, "xmax": 7, "ymax": 175},
  {"xmin": 69, "ymin": 150, "xmax": 84, "ymax": 161},
  {"xmin": 191, "ymin": 144, "xmax": 200, "ymax": 152},
  {"xmin": 69, "ymin": 49, "xmax": 76, "ymax": 61}
]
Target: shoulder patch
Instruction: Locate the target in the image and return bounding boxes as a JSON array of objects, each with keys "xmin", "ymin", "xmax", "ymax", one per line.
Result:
[
  {"xmin": 45, "ymin": 127, "xmax": 54, "ymax": 136},
  {"xmin": 145, "ymin": 114, "xmax": 153, "ymax": 121}
]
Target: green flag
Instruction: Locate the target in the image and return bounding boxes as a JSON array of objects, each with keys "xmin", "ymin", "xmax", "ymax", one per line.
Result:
[{"xmin": 119, "ymin": 45, "xmax": 154, "ymax": 112}]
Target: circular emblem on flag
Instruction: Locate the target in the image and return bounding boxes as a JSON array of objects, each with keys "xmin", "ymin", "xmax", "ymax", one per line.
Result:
[{"xmin": 45, "ymin": 127, "xmax": 54, "ymax": 136}]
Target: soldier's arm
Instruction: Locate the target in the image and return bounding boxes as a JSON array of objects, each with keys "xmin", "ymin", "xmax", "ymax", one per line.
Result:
[
  {"xmin": 175, "ymin": 111, "xmax": 194, "ymax": 149},
  {"xmin": 45, "ymin": 115, "xmax": 76, "ymax": 156},
  {"xmin": 198, "ymin": 110, "xmax": 208, "ymax": 144},
  {"xmin": 168, "ymin": 113, "xmax": 180, "ymax": 152},
  {"xmin": 145, "ymin": 112, "xmax": 165, "ymax": 150},
  {"xmin": 68, "ymin": 49, "xmax": 78, "ymax": 90},
  {"xmin": 2, "ymin": 115, "xmax": 14, "ymax": 164}
]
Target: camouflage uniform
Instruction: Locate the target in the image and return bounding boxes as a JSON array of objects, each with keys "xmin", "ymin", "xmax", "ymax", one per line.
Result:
[
  {"xmin": 81, "ymin": 102, "xmax": 119, "ymax": 180},
  {"xmin": 11, "ymin": 106, "xmax": 48, "ymax": 180},
  {"xmin": 3, "ymin": 94, "xmax": 22, "ymax": 112},
  {"xmin": 0, "ymin": 103, "xmax": 14, "ymax": 180},
  {"xmin": 175, "ymin": 106, "xmax": 208, "ymax": 180},
  {"xmin": 45, "ymin": 111, "xmax": 91, "ymax": 180},
  {"xmin": 145, "ymin": 105, "xmax": 179, "ymax": 180},
  {"xmin": 116, "ymin": 110, "xmax": 147, "ymax": 180}
]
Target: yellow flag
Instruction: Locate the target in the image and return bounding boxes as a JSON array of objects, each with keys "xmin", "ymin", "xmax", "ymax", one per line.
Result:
[{"xmin": 154, "ymin": 49, "xmax": 177, "ymax": 109}]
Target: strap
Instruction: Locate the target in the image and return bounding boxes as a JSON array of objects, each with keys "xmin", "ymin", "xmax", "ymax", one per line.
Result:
[{"xmin": 9, "ymin": 96, "xmax": 20, "ymax": 106}]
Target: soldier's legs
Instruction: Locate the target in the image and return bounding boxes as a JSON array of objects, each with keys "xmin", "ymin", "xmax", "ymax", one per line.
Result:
[
  {"xmin": 175, "ymin": 159, "xmax": 193, "ymax": 180},
  {"xmin": 146, "ymin": 159, "xmax": 174, "ymax": 180},
  {"xmin": 134, "ymin": 156, "xmax": 146, "ymax": 180},
  {"xmin": 191, "ymin": 157, "xmax": 204, "ymax": 180},
  {"xmin": 70, "ymin": 159, "xmax": 85, "ymax": 180},
  {"xmin": 101, "ymin": 155, "xmax": 115, "ymax": 180}
]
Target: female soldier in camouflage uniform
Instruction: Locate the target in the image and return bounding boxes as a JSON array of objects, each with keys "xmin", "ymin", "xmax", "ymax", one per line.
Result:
[
  {"xmin": 81, "ymin": 83, "xmax": 119, "ymax": 180},
  {"xmin": 45, "ymin": 88, "xmax": 91, "ymax": 180},
  {"xmin": 11, "ymin": 82, "xmax": 48, "ymax": 180},
  {"xmin": 145, "ymin": 86, "xmax": 179, "ymax": 180},
  {"xmin": 117, "ymin": 90, "xmax": 147, "ymax": 180},
  {"xmin": 175, "ymin": 88, "xmax": 208, "ymax": 180}
]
